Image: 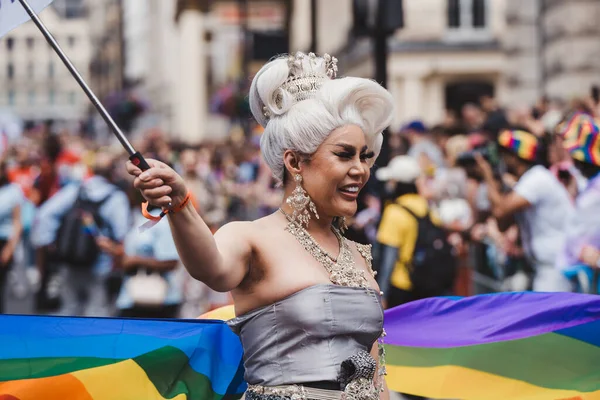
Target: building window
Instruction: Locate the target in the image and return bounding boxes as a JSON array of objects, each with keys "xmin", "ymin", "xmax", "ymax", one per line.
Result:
[
  {"xmin": 68, "ymin": 36, "xmax": 76, "ymax": 47},
  {"xmin": 26, "ymin": 37, "xmax": 35, "ymax": 49},
  {"xmin": 472, "ymin": 0, "xmax": 485, "ymax": 27},
  {"xmin": 49, "ymin": 90, "xmax": 56, "ymax": 105},
  {"xmin": 53, "ymin": 0, "xmax": 86, "ymax": 19},
  {"xmin": 69, "ymin": 91, "xmax": 76, "ymax": 104},
  {"xmin": 7, "ymin": 63, "xmax": 14, "ymax": 80},
  {"xmin": 49, "ymin": 62, "xmax": 55, "ymax": 79},
  {"xmin": 448, "ymin": 0, "xmax": 461, "ymax": 28},
  {"xmin": 28, "ymin": 90, "xmax": 35, "ymax": 105},
  {"xmin": 8, "ymin": 90, "xmax": 15, "ymax": 106},
  {"xmin": 447, "ymin": 0, "xmax": 487, "ymax": 30},
  {"xmin": 27, "ymin": 63, "xmax": 34, "ymax": 78},
  {"xmin": 6, "ymin": 37, "xmax": 14, "ymax": 51}
]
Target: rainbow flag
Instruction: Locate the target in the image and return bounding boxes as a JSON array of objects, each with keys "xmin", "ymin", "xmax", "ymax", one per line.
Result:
[
  {"xmin": 385, "ymin": 292, "xmax": 600, "ymax": 400},
  {"xmin": 0, "ymin": 315, "xmax": 246, "ymax": 400},
  {"xmin": 3, "ymin": 292, "xmax": 600, "ymax": 400},
  {"xmin": 196, "ymin": 292, "xmax": 600, "ymax": 399}
]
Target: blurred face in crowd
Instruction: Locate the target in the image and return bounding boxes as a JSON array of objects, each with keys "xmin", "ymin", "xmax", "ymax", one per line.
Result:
[
  {"xmin": 508, "ymin": 106, "xmax": 532, "ymax": 127},
  {"xmin": 180, "ymin": 149, "xmax": 198, "ymax": 175},
  {"xmin": 14, "ymin": 144, "xmax": 30, "ymax": 166},
  {"xmin": 287, "ymin": 125, "xmax": 373, "ymax": 219},
  {"xmin": 93, "ymin": 151, "xmax": 116, "ymax": 180},
  {"xmin": 479, "ymin": 95, "xmax": 496, "ymax": 113},
  {"xmin": 465, "ymin": 163, "xmax": 483, "ymax": 181},
  {"xmin": 501, "ymin": 151, "xmax": 523, "ymax": 177},
  {"xmin": 462, "ymin": 104, "xmax": 484, "ymax": 127},
  {"xmin": 198, "ymin": 148, "xmax": 212, "ymax": 165},
  {"xmin": 548, "ymin": 135, "xmax": 569, "ymax": 165}
]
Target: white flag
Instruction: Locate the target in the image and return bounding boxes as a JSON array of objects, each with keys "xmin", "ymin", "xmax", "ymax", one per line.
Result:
[{"xmin": 0, "ymin": 0, "xmax": 53, "ymax": 38}]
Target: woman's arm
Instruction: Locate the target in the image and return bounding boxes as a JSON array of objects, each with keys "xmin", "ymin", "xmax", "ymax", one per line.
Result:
[
  {"xmin": 127, "ymin": 159, "xmax": 251, "ymax": 292},
  {"xmin": 96, "ymin": 237, "xmax": 125, "ymax": 269},
  {"xmin": 168, "ymin": 204, "xmax": 252, "ymax": 291}
]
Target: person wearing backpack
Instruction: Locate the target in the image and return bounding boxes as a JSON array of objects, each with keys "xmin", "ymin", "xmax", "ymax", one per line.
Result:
[
  {"xmin": 375, "ymin": 156, "xmax": 457, "ymax": 309},
  {"xmin": 31, "ymin": 149, "xmax": 130, "ymax": 317}
]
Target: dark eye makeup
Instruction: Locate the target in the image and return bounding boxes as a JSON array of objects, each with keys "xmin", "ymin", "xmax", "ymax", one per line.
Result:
[
  {"xmin": 360, "ymin": 151, "xmax": 375, "ymax": 161},
  {"xmin": 333, "ymin": 144, "xmax": 373, "ymax": 161}
]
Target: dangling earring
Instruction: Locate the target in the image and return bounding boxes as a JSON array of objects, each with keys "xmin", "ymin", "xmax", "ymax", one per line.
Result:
[
  {"xmin": 334, "ymin": 217, "xmax": 348, "ymax": 233},
  {"xmin": 340, "ymin": 217, "xmax": 349, "ymax": 233},
  {"xmin": 286, "ymin": 174, "xmax": 319, "ymax": 227}
]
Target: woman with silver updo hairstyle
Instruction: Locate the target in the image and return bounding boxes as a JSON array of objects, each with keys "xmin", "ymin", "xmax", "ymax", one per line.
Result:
[{"xmin": 127, "ymin": 52, "xmax": 395, "ymax": 400}]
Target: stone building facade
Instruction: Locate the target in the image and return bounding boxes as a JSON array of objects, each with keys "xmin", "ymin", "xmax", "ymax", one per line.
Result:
[
  {"xmin": 541, "ymin": 0, "xmax": 600, "ymax": 101},
  {"xmin": 0, "ymin": 3, "xmax": 91, "ymax": 125}
]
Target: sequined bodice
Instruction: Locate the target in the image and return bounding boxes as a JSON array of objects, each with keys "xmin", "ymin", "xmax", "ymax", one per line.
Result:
[{"xmin": 227, "ymin": 284, "xmax": 384, "ymax": 386}]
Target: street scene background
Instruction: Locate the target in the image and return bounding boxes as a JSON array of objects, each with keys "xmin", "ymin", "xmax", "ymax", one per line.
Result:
[{"xmin": 0, "ymin": 0, "xmax": 599, "ymax": 321}]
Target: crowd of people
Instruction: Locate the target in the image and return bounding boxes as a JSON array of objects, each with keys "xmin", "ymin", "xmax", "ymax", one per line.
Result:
[
  {"xmin": 372, "ymin": 94, "xmax": 600, "ymax": 311},
  {"xmin": 0, "ymin": 91, "xmax": 599, "ymax": 319},
  {"xmin": 0, "ymin": 122, "xmax": 276, "ymax": 317}
]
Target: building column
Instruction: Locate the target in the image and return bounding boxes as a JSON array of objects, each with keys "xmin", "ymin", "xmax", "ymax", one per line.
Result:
[
  {"xmin": 401, "ymin": 73, "xmax": 425, "ymax": 123},
  {"xmin": 176, "ymin": 8, "xmax": 207, "ymax": 143},
  {"xmin": 290, "ymin": 0, "xmax": 311, "ymax": 53},
  {"xmin": 388, "ymin": 77, "xmax": 403, "ymax": 132},
  {"xmin": 425, "ymin": 76, "xmax": 445, "ymax": 126}
]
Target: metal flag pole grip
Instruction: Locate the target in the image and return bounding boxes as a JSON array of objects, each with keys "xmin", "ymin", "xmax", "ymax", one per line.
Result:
[{"xmin": 16, "ymin": 0, "xmax": 150, "ymax": 171}]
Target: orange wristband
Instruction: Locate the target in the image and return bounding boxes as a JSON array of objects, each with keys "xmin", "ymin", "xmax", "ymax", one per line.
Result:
[
  {"xmin": 141, "ymin": 191, "xmax": 191, "ymax": 222},
  {"xmin": 169, "ymin": 191, "xmax": 192, "ymax": 214}
]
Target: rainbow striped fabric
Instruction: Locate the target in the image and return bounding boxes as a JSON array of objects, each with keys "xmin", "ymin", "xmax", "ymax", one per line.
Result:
[
  {"xmin": 384, "ymin": 292, "xmax": 600, "ymax": 400},
  {"xmin": 198, "ymin": 292, "xmax": 600, "ymax": 399},
  {"xmin": 498, "ymin": 129, "xmax": 540, "ymax": 162},
  {"xmin": 0, "ymin": 315, "xmax": 246, "ymax": 400},
  {"xmin": 3, "ymin": 292, "xmax": 600, "ymax": 400},
  {"xmin": 558, "ymin": 112, "xmax": 600, "ymax": 167}
]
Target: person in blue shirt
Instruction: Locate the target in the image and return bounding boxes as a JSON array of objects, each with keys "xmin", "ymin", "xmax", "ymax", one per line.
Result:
[
  {"xmin": 0, "ymin": 161, "xmax": 23, "ymax": 313},
  {"xmin": 31, "ymin": 149, "xmax": 130, "ymax": 317},
  {"xmin": 113, "ymin": 188, "xmax": 182, "ymax": 318}
]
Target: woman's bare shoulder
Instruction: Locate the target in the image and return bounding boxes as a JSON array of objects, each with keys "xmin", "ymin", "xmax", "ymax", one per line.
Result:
[{"xmin": 214, "ymin": 213, "xmax": 281, "ymax": 243}]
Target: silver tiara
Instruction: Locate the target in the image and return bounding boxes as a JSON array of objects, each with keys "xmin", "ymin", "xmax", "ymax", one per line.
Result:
[{"xmin": 263, "ymin": 52, "xmax": 338, "ymax": 120}]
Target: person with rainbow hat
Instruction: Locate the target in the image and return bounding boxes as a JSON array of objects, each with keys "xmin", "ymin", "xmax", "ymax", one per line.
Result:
[
  {"xmin": 557, "ymin": 113, "xmax": 600, "ymax": 293},
  {"xmin": 475, "ymin": 128, "xmax": 574, "ymax": 292}
]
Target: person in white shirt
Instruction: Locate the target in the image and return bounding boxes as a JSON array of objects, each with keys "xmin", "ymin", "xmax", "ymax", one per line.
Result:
[{"xmin": 475, "ymin": 128, "xmax": 573, "ymax": 292}]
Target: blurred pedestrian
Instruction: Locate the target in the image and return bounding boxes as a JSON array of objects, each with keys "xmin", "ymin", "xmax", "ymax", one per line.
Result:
[
  {"xmin": 0, "ymin": 160, "xmax": 24, "ymax": 313},
  {"xmin": 557, "ymin": 116, "xmax": 600, "ymax": 292},
  {"xmin": 475, "ymin": 128, "xmax": 573, "ymax": 292},
  {"xmin": 113, "ymin": 188, "xmax": 181, "ymax": 319},
  {"xmin": 31, "ymin": 149, "xmax": 130, "ymax": 316},
  {"xmin": 405, "ymin": 120, "xmax": 445, "ymax": 168},
  {"xmin": 375, "ymin": 155, "xmax": 456, "ymax": 310}
]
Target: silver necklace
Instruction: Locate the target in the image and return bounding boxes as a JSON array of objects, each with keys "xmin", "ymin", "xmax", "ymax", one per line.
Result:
[{"xmin": 280, "ymin": 208, "xmax": 370, "ymax": 289}]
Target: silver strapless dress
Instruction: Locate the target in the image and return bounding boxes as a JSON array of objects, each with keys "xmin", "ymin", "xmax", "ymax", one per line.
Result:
[{"xmin": 227, "ymin": 284, "xmax": 384, "ymax": 400}]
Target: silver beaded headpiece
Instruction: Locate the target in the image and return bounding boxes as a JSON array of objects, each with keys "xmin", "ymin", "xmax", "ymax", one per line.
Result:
[{"xmin": 263, "ymin": 52, "xmax": 338, "ymax": 120}]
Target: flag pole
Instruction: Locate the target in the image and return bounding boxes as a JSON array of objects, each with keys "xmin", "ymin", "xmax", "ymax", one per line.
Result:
[{"xmin": 16, "ymin": 0, "xmax": 150, "ymax": 170}]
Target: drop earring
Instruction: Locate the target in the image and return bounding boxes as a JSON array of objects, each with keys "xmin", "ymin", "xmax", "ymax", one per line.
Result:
[
  {"xmin": 285, "ymin": 174, "xmax": 319, "ymax": 227},
  {"xmin": 340, "ymin": 217, "xmax": 349, "ymax": 233}
]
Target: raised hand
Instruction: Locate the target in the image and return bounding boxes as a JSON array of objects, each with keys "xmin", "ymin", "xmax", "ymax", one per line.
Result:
[{"xmin": 126, "ymin": 158, "xmax": 188, "ymax": 209}]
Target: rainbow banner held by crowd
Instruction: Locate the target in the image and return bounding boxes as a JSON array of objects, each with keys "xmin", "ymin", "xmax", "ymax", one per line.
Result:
[{"xmin": 0, "ymin": 315, "xmax": 247, "ymax": 400}]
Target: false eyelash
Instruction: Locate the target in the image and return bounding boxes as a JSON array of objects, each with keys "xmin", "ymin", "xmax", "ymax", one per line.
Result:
[
  {"xmin": 335, "ymin": 152, "xmax": 354, "ymax": 159},
  {"xmin": 361, "ymin": 152, "xmax": 375, "ymax": 160}
]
